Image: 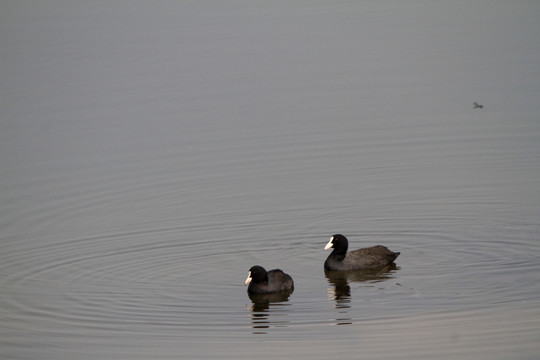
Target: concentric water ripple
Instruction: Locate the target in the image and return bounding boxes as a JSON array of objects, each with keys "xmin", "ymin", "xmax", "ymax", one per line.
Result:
[{"xmin": 2, "ymin": 215, "xmax": 539, "ymax": 343}]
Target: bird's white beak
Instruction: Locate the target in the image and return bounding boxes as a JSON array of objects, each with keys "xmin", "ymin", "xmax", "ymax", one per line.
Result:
[
  {"xmin": 324, "ymin": 237, "xmax": 334, "ymax": 250},
  {"xmin": 244, "ymin": 271, "xmax": 252, "ymax": 285}
]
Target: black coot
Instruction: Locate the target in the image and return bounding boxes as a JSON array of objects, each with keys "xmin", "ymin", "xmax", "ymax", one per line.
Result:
[
  {"xmin": 244, "ymin": 265, "xmax": 294, "ymax": 294},
  {"xmin": 324, "ymin": 234, "xmax": 400, "ymax": 271}
]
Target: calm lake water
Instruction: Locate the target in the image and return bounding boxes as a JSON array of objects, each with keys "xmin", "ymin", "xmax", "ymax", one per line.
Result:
[{"xmin": 1, "ymin": 1, "xmax": 540, "ymax": 359}]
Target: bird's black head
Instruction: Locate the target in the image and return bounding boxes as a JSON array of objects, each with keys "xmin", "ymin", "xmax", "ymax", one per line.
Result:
[
  {"xmin": 324, "ymin": 234, "xmax": 349, "ymax": 255},
  {"xmin": 245, "ymin": 265, "xmax": 268, "ymax": 285}
]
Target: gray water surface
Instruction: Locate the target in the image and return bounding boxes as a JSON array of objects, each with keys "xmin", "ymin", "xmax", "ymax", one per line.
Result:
[{"xmin": 1, "ymin": 1, "xmax": 540, "ymax": 359}]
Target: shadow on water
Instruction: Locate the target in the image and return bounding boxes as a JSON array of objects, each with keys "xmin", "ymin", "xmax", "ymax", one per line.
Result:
[
  {"xmin": 325, "ymin": 264, "xmax": 399, "ymax": 325},
  {"xmin": 247, "ymin": 290, "xmax": 294, "ymax": 334}
]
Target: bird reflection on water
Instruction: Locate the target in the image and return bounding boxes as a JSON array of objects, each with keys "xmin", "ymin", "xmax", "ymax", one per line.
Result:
[
  {"xmin": 247, "ymin": 290, "xmax": 294, "ymax": 334},
  {"xmin": 325, "ymin": 264, "xmax": 399, "ymax": 325}
]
